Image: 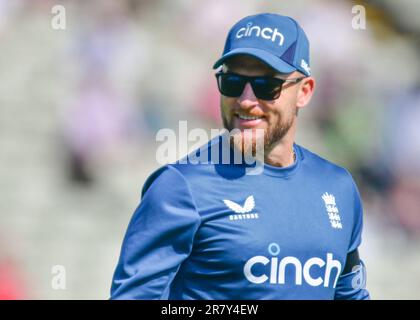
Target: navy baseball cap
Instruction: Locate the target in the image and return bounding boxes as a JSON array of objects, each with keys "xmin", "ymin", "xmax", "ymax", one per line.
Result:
[{"xmin": 213, "ymin": 13, "xmax": 311, "ymax": 76}]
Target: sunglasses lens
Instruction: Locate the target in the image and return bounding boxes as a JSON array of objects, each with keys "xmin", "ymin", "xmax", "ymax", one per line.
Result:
[
  {"xmin": 216, "ymin": 73, "xmax": 246, "ymax": 97},
  {"xmin": 251, "ymin": 78, "xmax": 283, "ymax": 100}
]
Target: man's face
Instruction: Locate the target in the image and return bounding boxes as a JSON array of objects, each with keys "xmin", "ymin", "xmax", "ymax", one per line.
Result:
[{"xmin": 220, "ymin": 55, "xmax": 305, "ymax": 155}]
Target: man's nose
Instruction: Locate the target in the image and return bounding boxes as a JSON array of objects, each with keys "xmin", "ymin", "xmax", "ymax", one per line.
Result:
[{"xmin": 237, "ymin": 83, "xmax": 258, "ymax": 107}]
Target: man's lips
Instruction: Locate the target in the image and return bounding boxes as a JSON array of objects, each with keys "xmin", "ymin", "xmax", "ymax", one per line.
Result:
[{"xmin": 234, "ymin": 113, "xmax": 265, "ymax": 128}]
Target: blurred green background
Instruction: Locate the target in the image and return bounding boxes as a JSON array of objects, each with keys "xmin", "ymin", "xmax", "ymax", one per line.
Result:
[{"xmin": 0, "ymin": 0, "xmax": 419, "ymax": 299}]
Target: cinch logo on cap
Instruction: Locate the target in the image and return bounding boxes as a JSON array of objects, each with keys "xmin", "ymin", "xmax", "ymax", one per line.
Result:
[
  {"xmin": 235, "ymin": 22, "xmax": 285, "ymax": 46},
  {"xmin": 213, "ymin": 13, "xmax": 312, "ymax": 77}
]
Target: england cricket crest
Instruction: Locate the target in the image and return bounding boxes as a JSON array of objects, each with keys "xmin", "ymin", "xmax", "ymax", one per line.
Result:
[{"xmin": 322, "ymin": 192, "xmax": 342, "ymax": 229}]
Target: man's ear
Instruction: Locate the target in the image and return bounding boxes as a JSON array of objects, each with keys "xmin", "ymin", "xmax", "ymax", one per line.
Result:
[{"xmin": 296, "ymin": 77, "xmax": 315, "ymax": 108}]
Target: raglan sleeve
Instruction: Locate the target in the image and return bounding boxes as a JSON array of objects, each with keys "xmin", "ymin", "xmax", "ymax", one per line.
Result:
[
  {"xmin": 334, "ymin": 173, "xmax": 370, "ymax": 300},
  {"xmin": 110, "ymin": 165, "xmax": 201, "ymax": 299}
]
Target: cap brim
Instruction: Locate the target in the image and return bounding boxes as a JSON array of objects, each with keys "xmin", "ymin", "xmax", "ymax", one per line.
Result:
[{"xmin": 212, "ymin": 47, "xmax": 296, "ymax": 74}]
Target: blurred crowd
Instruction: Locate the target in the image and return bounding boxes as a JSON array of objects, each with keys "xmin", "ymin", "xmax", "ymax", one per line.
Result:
[{"xmin": 0, "ymin": 0, "xmax": 419, "ymax": 299}]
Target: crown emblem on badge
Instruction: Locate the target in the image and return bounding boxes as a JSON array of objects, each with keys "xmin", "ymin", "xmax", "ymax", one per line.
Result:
[{"xmin": 322, "ymin": 193, "xmax": 336, "ymax": 206}]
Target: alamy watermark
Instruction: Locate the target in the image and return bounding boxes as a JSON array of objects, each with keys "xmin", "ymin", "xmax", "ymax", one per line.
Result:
[
  {"xmin": 352, "ymin": 5, "xmax": 366, "ymax": 30},
  {"xmin": 156, "ymin": 121, "xmax": 265, "ymax": 175},
  {"xmin": 51, "ymin": 5, "xmax": 66, "ymax": 30},
  {"xmin": 51, "ymin": 265, "xmax": 66, "ymax": 290}
]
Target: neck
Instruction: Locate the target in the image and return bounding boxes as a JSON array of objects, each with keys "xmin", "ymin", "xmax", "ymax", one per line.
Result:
[{"xmin": 264, "ymin": 127, "xmax": 296, "ymax": 167}]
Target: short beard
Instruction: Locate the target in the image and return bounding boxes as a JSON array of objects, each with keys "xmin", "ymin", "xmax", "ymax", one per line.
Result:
[{"xmin": 222, "ymin": 110, "xmax": 294, "ymax": 160}]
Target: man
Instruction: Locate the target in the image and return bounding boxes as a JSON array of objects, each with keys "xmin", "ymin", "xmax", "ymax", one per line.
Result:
[{"xmin": 111, "ymin": 13, "xmax": 370, "ymax": 300}]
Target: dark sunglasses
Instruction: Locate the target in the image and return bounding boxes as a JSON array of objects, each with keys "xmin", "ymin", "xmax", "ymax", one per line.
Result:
[{"xmin": 215, "ymin": 71, "xmax": 306, "ymax": 101}]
